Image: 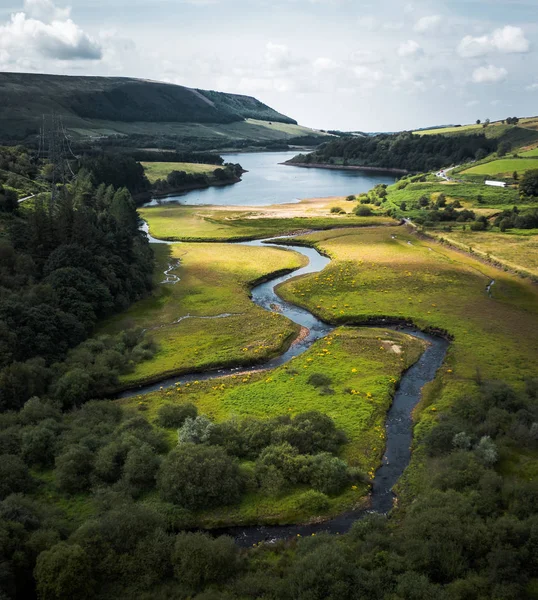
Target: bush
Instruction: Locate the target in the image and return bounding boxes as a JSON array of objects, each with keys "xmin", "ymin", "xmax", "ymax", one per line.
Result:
[
  {"xmin": 307, "ymin": 373, "xmax": 332, "ymax": 388},
  {"xmin": 304, "ymin": 453, "xmax": 349, "ymax": 495},
  {"xmin": 0, "ymin": 454, "xmax": 34, "ymax": 499},
  {"xmin": 296, "ymin": 490, "xmax": 330, "ymax": 513},
  {"xmin": 122, "ymin": 443, "xmax": 159, "ymax": 495},
  {"xmin": 330, "ymin": 206, "xmax": 345, "ymax": 214},
  {"xmin": 172, "ymin": 533, "xmax": 239, "ymax": 591},
  {"xmin": 55, "ymin": 446, "xmax": 94, "ymax": 494},
  {"xmin": 345, "ymin": 195, "xmax": 356, "ymax": 201},
  {"xmin": 271, "ymin": 411, "xmax": 346, "ymax": 455},
  {"xmin": 157, "ymin": 444, "xmax": 243, "ymax": 509},
  {"xmin": 354, "ymin": 205, "xmax": 373, "ymax": 217},
  {"xmin": 155, "ymin": 403, "xmax": 197, "ymax": 428},
  {"xmin": 178, "ymin": 415, "xmax": 214, "ymax": 444},
  {"xmin": 35, "ymin": 542, "xmax": 95, "ymax": 600}
]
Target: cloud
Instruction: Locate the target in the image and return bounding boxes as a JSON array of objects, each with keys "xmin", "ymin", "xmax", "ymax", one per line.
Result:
[
  {"xmin": 458, "ymin": 26, "xmax": 529, "ymax": 57},
  {"xmin": 0, "ymin": 1, "xmax": 102, "ymax": 61},
  {"xmin": 398, "ymin": 40, "xmax": 422, "ymax": 57},
  {"xmin": 414, "ymin": 15, "xmax": 441, "ymax": 33},
  {"xmin": 353, "ymin": 65, "xmax": 384, "ymax": 88},
  {"xmin": 472, "ymin": 65, "xmax": 507, "ymax": 83},
  {"xmin": 313, "ymin": 57, "xmax": 339, "ymax": 71},
  {"xmin": 526, "ymin": 83, "xmax": 538, "ymax": 91}
]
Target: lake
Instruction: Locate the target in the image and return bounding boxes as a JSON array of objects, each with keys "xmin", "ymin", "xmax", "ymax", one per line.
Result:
[{"xmin": 144, "ymin": 151, "xmax": 398, "ymax": 207}]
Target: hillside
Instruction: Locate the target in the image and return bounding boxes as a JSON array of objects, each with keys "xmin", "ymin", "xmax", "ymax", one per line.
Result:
[{"xmin": 0, "ymin": 72, "xmax": 328, "ymax": 149}]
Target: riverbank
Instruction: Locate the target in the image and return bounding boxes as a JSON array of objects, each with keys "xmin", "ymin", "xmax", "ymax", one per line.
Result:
[
  {"xmin": 284, "ymin": 161, "xmax": 409, "ymax": 175},
  {"xmin": 150, "ymin": 175, "xmax": 242, "ymax": 200}
]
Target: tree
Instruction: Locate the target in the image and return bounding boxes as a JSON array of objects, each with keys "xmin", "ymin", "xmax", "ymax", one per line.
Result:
[
  {"xmin": 520, "ymin": 169, "xmax": 538, "ymax": 197},
  {"xmin": 476, "ymin": 119, "xmax": 481, "ymax": 125},
  {"xmin": 55, "ymin": 446, "xmax": 93, "ymax": 494},
  {"xmin": 178, "ymin": 415, "xmax": 214, "ymax": 444},
  {"xmin": 34, "ymin": 543, "xmax": 95, "ymax": 600},
  {"xmin": 156, "ymin": 403, "xmax": 197, "ymax": 428},
  {"xmin": 0, "ymin": 454, "xmax": 34, "ymax": 499},
  {"xmin": 157, "ymin": 444, "xmax": 243, "ymax": 509},
  {"xmin": 122, "ymin": 443, "xmax": 159, "ymax": 496},
  {"xmin": 171, "ymin": 533, "xmax": 239, "ymax": 590}
]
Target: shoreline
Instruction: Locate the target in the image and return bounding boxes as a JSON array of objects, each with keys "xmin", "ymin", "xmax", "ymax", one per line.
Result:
[{"xmin": 283, "ymin": 161, "xmax": 409, "ymax": 175}]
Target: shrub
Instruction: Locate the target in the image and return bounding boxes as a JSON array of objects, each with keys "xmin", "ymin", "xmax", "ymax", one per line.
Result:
[
  {"xmin": 354, "ymin": 205, "xmax": 373, "ymax": 217},
  {"xmin": 305, "ymin": 453, "xmax": 349, "ymax": 495},
  {"xmin": 0, "ymin": 454, "xmax": 34, "ymax": 499},
  {"xmin": 122, "ymin": 443, "xmax": 159, "ymax": 496},
  {"xmin": 271, "ymin": 411, "xmax": 346, "ymax": 455},
  {"xmin": 330, "ymin": 206, "xmax": 345, "ymax": 214},
  {"xmin": 155, "ymin": 403, "xmax": 197, "ymax": 429},
  {"xmin": 35, "ymin": 543, "xmax": 95, "ymax": 600},
  {"xmin": 55, "ymin": 445, "xmax": 94, "ymax": 494},
  {"xmin": 157, "ymin": 444, "xmax": 243, "ymax": 509},
  {"xmin": 345, "ymin": 195, "xmax": 356, "ymax": 201},
  {"xmin": 172, "ymin": 533, "xmax": 239, "ymax": 590},
  {"xmin": 178, "ymin": 415, "xmax": 214, "ymax": 444},
  {"xmin": 296, "ymin": 490, "xmax": 330, "ymax": 513},
  {"xmin": 307, "ymin": 373, "xmax": 332, "ymax": 388}
]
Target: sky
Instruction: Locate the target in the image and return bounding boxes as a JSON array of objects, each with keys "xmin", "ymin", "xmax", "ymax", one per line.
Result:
[{"xmin": 0, "ymin": 0, "xmax": 536, "ymax": 131}]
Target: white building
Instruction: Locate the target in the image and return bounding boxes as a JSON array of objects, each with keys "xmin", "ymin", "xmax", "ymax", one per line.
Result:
[{"xmin": 485, "ymin": 180, "xmax": 507, "ymax": 188}]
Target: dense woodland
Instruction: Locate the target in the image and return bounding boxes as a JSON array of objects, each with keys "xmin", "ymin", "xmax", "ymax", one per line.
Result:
[{"xmin": 291, "ymin": 132, "xmax": 499, "ymax": 172}]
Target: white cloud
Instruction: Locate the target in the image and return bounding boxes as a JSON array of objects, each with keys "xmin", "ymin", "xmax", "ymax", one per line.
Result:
[
  {"xmin": 313, "ymin": 57, "xmax": 339, "ymax": 71},
  {"xmin": 472, "ymin": 65, "xmax": 507, "ymax": 83},
  {"xmin": 458, "ymin": 26, "xmax": 529, "ymax": 58},
  {"xmin": 353, "ymin": 65, "xmax": 384, "ymax": 88},
  {"xmin": 414, "ymin": 15, "xmax": 441, "ymax": 33},
  {"xmin": 491, "ymin": 26, "xmax": 530, "ymax": 53},
  {"xmin": 398, "ymin": 40, "xmax": 422, "ymax": 57},
  {"xmin": 357, "ymin": 16, "xmax": 377, "ymax": 31},
  {"xmin": 526, "ymin": 83, "xmax": 538, "ymax": 91},
  {"xmin": 23, "ymin": 0, "xmax": 70, "ymax": 22},
  {"xmin": 466, "ymin": 100, "xmax": 480, "ymax": 107},
  {"xmin": 0, "ymin": 1, "xmax": 102, "ymax": 61}
]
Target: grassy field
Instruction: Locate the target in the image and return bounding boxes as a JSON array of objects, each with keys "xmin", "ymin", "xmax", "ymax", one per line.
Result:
[
  {"xmin": 141, "ymin": 161, "xmax": 218, "ymax": 183},
  {"xmin": 274, "ymin": 226, "xmax": 538, "ymax": 493},
  {"xmin": 521, "ymin": 147, "xmax": 538, "ymax": 157},
  {"xmin": 414, "ymin": 123, "xmax": 485, "ymax": 136},
  {"xmin": 100, "ymin": 242, "xmax": 307, "ymax": 387},
  {"xmin": 429, "ymin": 229, "xmax": 538, "ymax": 279},
  {"xmin": 140, "ymin": 200, "xmax": 395, "ymax": 242},
  {"xmin": 119, "ymin": 327, "xmax": 425, "ymax": 526},
  {"xmin": 461, "ymin": 158, "xmax": 538, "ymax": 177}
]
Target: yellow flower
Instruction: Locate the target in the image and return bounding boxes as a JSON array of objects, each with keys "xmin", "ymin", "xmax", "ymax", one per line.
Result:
[{"xmin": 351, "ymin": 368, "xmax": 357, "ymax": 373}]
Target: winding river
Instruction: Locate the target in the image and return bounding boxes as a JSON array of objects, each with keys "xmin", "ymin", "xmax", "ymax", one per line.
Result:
[{"xmin": 121, "ymin": 231, "xmax": 449, "ymax": 546}]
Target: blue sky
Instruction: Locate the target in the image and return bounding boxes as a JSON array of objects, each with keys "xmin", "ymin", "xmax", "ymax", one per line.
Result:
[{"xmin": 0, "ymin": 0, "xmax": 536, "ymax": 130}]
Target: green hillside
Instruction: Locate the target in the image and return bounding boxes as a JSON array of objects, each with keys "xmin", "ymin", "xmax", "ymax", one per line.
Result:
[{"xmin": 0, "ymin": 72, "xmax": 328, "ymax": 148}]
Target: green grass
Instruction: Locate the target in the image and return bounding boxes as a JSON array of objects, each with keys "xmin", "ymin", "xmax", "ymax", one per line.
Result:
[
  {"xmin": 520, "ymin": 147, "xmax": 538, "ymax": 157},
  {"xmin": 461, "ymin": 158, "xmax": 538, "ymax": 177},
  {"xmin": 273, "ymin": 226, "xmax": 538, "ymax": 495},
  {"xmin": 100, "ymin": 242, "xmax": 307, "ymax": 388},
  {"xmin": 141, "ymin": 161, "xmax": 218, "ymax": 183},
  {"xmin": 414, "ymin": 123, "xmax": 485, "ymax": 135},
  {"xmin": 120, "ymin": 327, "xmax": 426, "ymax": 526},
  {"xmin": 139, "ymin": 203, "xmax": 395, "ymax": 242},
  {"xmin": 428, "ymin": 229, "xmax": 538, "ymax": 279}
]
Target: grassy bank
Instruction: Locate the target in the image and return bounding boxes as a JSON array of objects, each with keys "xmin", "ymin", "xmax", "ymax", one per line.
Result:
[{"xmin": 100, "ymin": 242, "xmax": 307, "ymax": 388}]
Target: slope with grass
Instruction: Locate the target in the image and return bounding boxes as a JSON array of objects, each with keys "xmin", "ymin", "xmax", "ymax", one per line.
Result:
[
  {"xmin": 0, "ymin": 72, "xmax": 330, "ymax": 149},
  {"xmin": 142, "ymin": 162, "xmax": 219, "ymax": 183},
  {"xmin": 460, "ymin": 158, "xmax": 538, "ymax": 178},
  {"xmin": 100, "ymin": 242, "xmax": 308, "ymax": 388}
]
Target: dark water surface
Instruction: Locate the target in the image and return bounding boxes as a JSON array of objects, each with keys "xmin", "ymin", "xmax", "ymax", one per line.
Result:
[
  {"xmin": 143, "ymin": 151, "xmax": 397, "ymax": 206},
  {"xmin": 120, "ymin": 234, "xmax": 449, "ymax": 545}
]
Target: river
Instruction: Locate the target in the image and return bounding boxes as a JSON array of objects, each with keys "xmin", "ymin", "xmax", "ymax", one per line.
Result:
[
  {"xmin": 121, "ymin": 232, "xmax": 449, "ymax": 545},
  {"xmin": 143, "ymin": 151, "xmax": 398, "ymax": 207}
]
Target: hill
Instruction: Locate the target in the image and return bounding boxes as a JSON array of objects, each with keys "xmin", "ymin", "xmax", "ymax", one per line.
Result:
[{"xmin": 0, "ymin": 72, "xmax": 328, "ymax": 149}]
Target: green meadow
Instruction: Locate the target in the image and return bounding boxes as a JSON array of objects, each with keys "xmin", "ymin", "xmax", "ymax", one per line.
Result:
[
  {"xmin": 139, "ymin": 202, "xmax": 394, "ymax": 242},
  {"xmin": 141, "ymin": 161, "xmax": 218, "ymax": 183},
  {"xmin": 461, "ymin": 158, "xmax": 538, "ymax": 177},
  {"xmin": 101, "ymin": 242, "xmax": 306, "ymax": 388}
]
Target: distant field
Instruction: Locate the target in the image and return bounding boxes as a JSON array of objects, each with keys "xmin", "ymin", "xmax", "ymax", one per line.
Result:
[
  {"xmin": 140, "ymin": 200, "xmax": 394, "ymax": 242},
  {"xmin": 521, "ymin": 147, "xmax": 538, "ymax": 157},
  {"xmin": 414, "ymin": 123, "xmax": 485, "ymax": 136},
  {"xmin": 141, "ymin": 161, "xmax": 217, "ymax": 183},
  {"xmin": 431, "ymin": 229, "xmax": 538, "ymax": 278},
  {"xmin": 461, "ymin": 158, "xmax": 538, "ymax": 177}
]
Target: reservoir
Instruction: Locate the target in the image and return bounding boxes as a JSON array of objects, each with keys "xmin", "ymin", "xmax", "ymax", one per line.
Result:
[{"xmin": 144, "ymin": 150, "xmax": 397, "ymax": 207}]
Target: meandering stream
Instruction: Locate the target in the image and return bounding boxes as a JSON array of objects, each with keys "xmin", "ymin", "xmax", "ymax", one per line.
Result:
[{"xmin": 121, "ymin": 231, "xmax": 449, "ymax": 545}]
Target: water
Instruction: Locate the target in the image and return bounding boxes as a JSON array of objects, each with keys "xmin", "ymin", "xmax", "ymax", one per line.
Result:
[
  {"xmin": 143, "ymin": 151, "xmax": 397, "ymax": 207},
  {"xmin": 120, "ymin": 234, "xmax": 449, "ymax": 546}
]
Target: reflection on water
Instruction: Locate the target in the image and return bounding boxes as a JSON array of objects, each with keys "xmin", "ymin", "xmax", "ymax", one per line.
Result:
[{"xmin": 143, "ymin": 151, "xmax": 397, "ymax": 207}]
